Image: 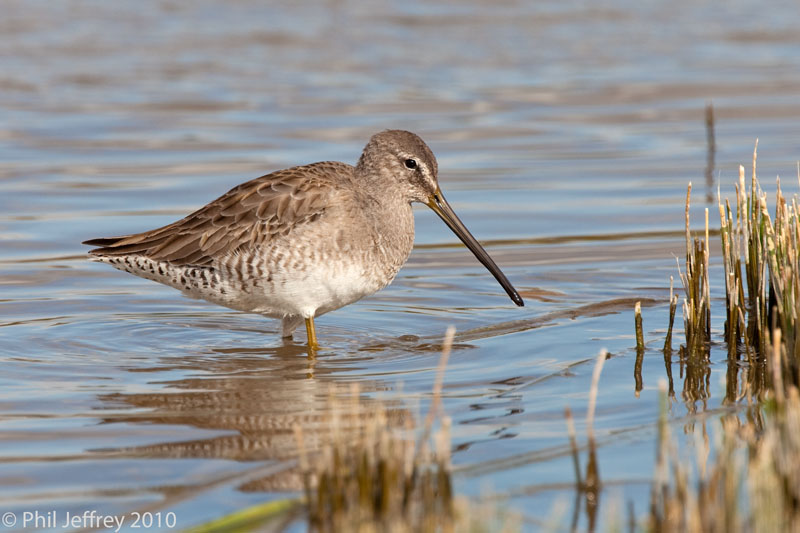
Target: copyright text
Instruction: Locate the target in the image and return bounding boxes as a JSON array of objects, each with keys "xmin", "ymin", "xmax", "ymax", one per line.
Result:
[{"xmin": 1, "ymin": 510, "xmax": 177, "ymax": 531}]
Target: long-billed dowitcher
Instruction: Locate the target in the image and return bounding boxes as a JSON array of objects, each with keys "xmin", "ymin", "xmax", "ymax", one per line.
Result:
[{"xmin": 84, "ymin": 130, "xmax": 523, "ymax": 349}]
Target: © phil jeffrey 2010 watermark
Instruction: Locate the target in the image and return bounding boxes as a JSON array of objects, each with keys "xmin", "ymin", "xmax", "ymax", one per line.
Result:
[{"xmin": 1, "ymin": 510, "xmax": 177, "ymax": 531}]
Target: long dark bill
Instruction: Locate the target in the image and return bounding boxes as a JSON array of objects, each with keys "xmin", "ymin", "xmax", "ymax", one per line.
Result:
[{"xmin": 426, "ymin": 190, "xmax": 524, "ymax": 307}]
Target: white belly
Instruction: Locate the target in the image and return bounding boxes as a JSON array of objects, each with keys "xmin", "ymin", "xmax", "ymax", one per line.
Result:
[{"xmin": 250, "ymin": 262, "xmax": 386, "ymax": 318}]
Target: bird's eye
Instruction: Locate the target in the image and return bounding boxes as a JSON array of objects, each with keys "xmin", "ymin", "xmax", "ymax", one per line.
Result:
[{"xmin": 404, "ymin": 159, "xmax": 417, "ymax": 170}]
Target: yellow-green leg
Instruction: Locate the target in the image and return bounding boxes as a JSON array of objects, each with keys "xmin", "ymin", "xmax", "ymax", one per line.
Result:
[{"xmin": 305, "ymin": 317, "xmax": 319, "ymax": 351}]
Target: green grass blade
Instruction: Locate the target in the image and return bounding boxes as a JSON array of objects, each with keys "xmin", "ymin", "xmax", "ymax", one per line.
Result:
[{"xmin": 183, "ymin": 498, "xmax": 301, "ymax": 533}]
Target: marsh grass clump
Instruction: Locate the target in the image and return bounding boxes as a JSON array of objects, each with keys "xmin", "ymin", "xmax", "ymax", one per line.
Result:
[
  {"xmin": 299, "ymin": 413, "xmax": 452, "ymax": 532},
  {"xmin": 716, "ymin": 143, "xmax": 800, "ymax": 392},
  {"xmin": 673, "ymin": 185, "xmax": 714, "ymax": 404},
  {"xmin": 297, "ymin": 329, "xmax": 458, "ymax": 533},
  {"xmin": 649, "ymin": 362, "xmax": 800, "ymax": 532},
  {"xmin": 647, "ymin": 142, "xmax": 800, "ymax": 531},
  {"xmin": 649, "ymin": 385, "xmax": 746, "ymax": 533},
  {"xmin": 296, "ymin": 398, "xmax": 454, "ymax": 533},
  {"xmin": 760, "ymin": 181, "xmax": 800, "ymax": 385},
  {"xmin": 717, "ymin": 149, "xmax": 770, "ymax": 365},
  {"xmin": 679, "ymin": 183, "xmax": 712, "ymax": 359},
  {"xmin": 664, "ymin": 143, "xmax": 800, "ymax": 396}
]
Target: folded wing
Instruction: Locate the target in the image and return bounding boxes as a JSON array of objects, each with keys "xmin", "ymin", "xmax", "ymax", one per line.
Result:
[{"xmin": 83, "ymin": 163, "xmax": 344, "ymax": 266}]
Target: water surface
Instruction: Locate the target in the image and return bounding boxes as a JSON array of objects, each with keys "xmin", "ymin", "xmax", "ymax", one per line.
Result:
[{"xmin": 3, "ymin": 0, "xmax": 800, "ymax": 530}]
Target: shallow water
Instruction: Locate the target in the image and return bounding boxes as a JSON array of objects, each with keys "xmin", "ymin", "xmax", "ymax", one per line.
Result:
[{"xmin": 3, "ymin": 0, "xmax": 800, "ymax": 530}]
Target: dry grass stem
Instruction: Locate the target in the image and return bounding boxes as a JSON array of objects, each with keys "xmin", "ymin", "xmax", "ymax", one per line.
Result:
[
  {"xmin": 586, "ymin": 350, "xmax": 607, "ymax": 446},
  {"xmin": 635, "ymin": 301, "xmax": 644, "ymax": 352},
  {"xmin": 664, "ymin": 277, "xmax": 678, "ymax": 354}
]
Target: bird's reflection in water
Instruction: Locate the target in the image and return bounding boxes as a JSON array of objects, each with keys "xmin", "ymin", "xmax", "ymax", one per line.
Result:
[{"xmin": 97, "ymin": 346, "xmax": 410, "ymax": 492}]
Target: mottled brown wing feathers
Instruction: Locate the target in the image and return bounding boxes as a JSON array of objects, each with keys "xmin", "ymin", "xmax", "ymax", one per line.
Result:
[{"xmin": 84, "ymin": 163, "xmax": 349, "ymax": 266}]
